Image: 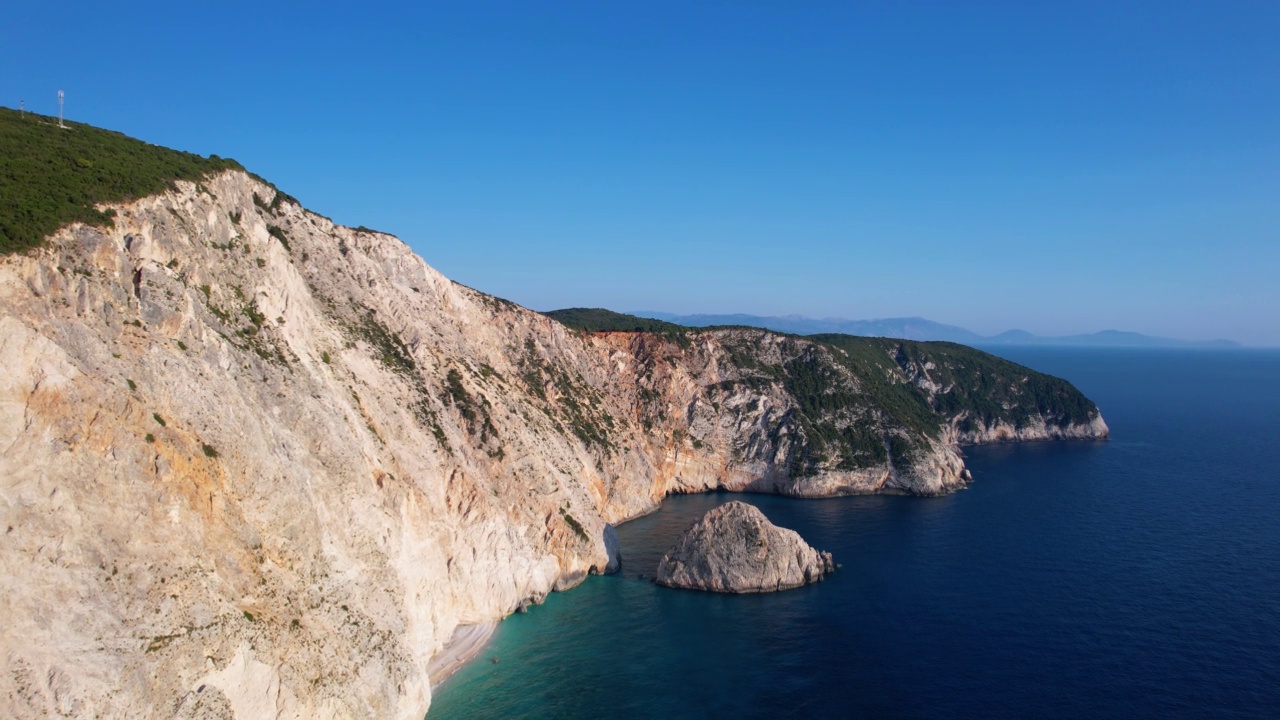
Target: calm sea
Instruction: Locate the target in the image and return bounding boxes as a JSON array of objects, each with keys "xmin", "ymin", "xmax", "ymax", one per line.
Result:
[{"xmin": 430, "ymin": 348, "xmax": 1280, "ymax": 719}]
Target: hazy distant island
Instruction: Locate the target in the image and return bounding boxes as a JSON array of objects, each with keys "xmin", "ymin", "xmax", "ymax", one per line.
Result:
[{"xmin": 631, "ymin": 312, "xmax": 1242, "ymax": 349}]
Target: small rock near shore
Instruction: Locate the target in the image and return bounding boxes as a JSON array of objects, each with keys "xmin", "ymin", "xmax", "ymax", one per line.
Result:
[{"xmin": 655, "ymin": 501, "xmax": 835, "ymax": 593}]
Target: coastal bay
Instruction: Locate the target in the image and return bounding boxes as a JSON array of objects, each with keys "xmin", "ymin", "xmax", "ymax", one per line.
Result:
[{"xmin": 430, "ymin": 348, "xmax": 1280, "ymax": 719}]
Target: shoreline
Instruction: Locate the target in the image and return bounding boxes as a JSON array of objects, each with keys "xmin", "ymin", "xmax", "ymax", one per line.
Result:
[
  {"xmin": 424, "ymin": 426, "xmax": 1107, "ymax": 693},
  {"xmin": 423, "ymin": 424, "xmax": 1109, "ymax": 694},
  {"xmin": 428, "ymin": 621, "xmax": 498, "ymax": 688}
]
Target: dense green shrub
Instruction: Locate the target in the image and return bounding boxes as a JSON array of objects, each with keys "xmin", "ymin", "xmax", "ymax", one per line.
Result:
[
  {"xmin": 543, "ymin": 307, "xmax": 686, "ymax": 334},
  {"xmin": 543, "ymin": 308, "xmax": 693, "ymax": 348},
  {"xmin": 0, "ymin": 107, "xmax": 245, "ymax": 254},
  {"xmin": 266, "ymin": 224, "xmax": 290, "ymax": 251},
  {"xmin": 814, "ymin": 335, "xmax": 1098, "ymax": 429},
  {"xmin": 560, "ymin": 508, "xmax": 589, "ymax": 542}
]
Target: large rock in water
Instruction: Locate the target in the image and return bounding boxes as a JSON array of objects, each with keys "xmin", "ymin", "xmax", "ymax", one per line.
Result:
[{"xmin": 655, "ymin": 502, "xmax": 835, "ymax": 593}]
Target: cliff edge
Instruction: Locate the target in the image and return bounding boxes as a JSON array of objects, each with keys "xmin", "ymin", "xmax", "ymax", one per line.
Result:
[{"xmin": 0, "ymin": 112, "xmax": 1107, "ymax": 718}]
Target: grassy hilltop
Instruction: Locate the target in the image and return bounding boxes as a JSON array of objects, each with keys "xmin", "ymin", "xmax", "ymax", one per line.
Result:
[{"xmin": 0, "ymin": 106, "xmax": 244, "ymax": 254}]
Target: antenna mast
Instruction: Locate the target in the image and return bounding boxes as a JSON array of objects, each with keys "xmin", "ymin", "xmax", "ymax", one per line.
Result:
[{"xmin": 58, "ymin": 90, "xmax": 65, "ymax": 128}]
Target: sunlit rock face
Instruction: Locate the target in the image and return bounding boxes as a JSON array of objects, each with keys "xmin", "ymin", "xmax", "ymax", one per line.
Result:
[
  {"xmin": 655, "ymin": 501, "xmax": 835, "ymax": 593},
  {"xmin": 0, "ymin": 171, "xmax": 1102, "ymax": 718}
]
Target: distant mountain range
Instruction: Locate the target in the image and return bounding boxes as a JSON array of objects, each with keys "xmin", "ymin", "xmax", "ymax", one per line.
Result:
[{"xmin": 631, "ymin": 312, "xmax": 1242, "ymax": 349}]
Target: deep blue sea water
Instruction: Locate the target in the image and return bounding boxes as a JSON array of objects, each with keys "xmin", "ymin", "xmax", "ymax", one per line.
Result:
[{"xmin": 430, "ymin": 348, "xmax": 1280, "ymax": 719}]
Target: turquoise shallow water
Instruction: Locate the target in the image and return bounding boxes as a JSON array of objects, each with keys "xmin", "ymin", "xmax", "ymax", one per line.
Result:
[{"xmin": 430, "ymin": 348, "xmax": 1280, "ymax": 719}]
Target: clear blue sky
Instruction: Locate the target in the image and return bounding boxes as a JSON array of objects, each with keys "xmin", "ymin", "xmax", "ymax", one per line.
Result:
[{"xmin": 4, "ymin": 1, "xmax": 1277, "ymax": 344}]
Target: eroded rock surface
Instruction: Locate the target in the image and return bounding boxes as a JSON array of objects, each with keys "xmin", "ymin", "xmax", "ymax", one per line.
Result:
[
  {"xmin": 0, "ymin": 170, "xmax": 1105, "ymax": 718},
  {"xmin": 655, "ymin": 502, "xmax": 835, "ymax": 593}
]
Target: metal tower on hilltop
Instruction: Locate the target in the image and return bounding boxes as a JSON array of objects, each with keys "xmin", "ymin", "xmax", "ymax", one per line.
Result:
[{"xmin": 58, "ymin": 90, "xmax": 65, "ymax": 128}]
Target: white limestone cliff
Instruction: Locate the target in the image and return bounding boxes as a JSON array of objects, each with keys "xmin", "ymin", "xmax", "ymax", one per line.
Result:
[
  {"xmin": 949, "ymin": 414, "xmax": 1111, "ymax": 445},
  {"xmin": 0, "ymin": 171, "xmax": 1103, "ymax": 718}
]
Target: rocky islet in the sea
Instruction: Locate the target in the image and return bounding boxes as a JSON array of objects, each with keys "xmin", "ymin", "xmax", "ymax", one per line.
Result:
[{"xmin": 655, "ymin": 501, "xmax": 836, "ymax": 593}]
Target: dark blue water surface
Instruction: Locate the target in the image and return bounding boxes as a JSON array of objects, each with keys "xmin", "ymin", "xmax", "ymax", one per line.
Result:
[{"xmin": 431, "ymin": 348, "xmax": 1280, "ymax": 719}]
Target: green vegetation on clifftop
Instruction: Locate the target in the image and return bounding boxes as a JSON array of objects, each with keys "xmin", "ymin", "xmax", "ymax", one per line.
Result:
[
  {"xmin": 543, "ymin": 307, "xmax": 687, "ymax": 334},
  {"xmin": 543, "ymin": 307, "xmax": 694, "ymax": 349},
  {"xmin": 816, "ymin": 335, "xmax": 1099, "ymax": 431},
  {"xmin": 0, "ymin": 106, "xmax": 244, "ymax": 254},
  {"xmin": 548, "ymin": 308, "xmax": 1103, "ymax": 475}
]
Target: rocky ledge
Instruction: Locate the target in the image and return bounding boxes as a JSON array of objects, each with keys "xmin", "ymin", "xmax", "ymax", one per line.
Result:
[{"xmin": 655, "ymin": 502, "xmax": 835, "ymax": 593}]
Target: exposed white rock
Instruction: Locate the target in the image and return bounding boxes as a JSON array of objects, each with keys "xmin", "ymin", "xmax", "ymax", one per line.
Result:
[
  {"xmin": 655, "ymin": 501, "xmax": 835, "ymax": 593},
  {"xmin": 949, "ymin": 414, "xmax": 1111, "ymax": 445},
  {"xmin": 0, "ymin": 171, "xmax": 1103, "ymax": 718},
  {"xmin": 0, "ymin": 173, "xmax": 622, "ymax": 718}
]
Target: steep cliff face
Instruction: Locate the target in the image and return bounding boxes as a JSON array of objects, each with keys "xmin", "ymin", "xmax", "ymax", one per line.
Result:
[
  {"xmin": 0, "ymin": 172, "xmax": 639, "ymax": 718},
  {"xmin": 584, "ymin": 329, "xmax": 974, "ymax": 502},
  {"xmin": 0, "ymin": 170, "xmax": 1105, "ymax": 718}
]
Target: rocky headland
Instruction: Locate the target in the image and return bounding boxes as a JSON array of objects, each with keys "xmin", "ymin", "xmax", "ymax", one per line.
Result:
[
  {"xmin": 655, "ymin": 501, "xmax": 835, "ymax": 593},
  {"xmin": 0, "ymin": 110, "xmax": 1108, "ymax": 718}
]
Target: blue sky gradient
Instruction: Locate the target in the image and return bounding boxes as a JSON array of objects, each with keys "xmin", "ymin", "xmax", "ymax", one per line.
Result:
[{"xmin": 4, "ymin": 1, "xmax": 1277, "ymax": 343}]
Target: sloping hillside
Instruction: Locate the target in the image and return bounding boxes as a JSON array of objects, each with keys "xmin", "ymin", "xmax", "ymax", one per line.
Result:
[
  {"xmin": 0, "ymin": 106, "xmax": 244, "ymax": 253},
  {"xmin": 0, "ymin": 117, "xmax": 1106, "ymax": 718}
]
